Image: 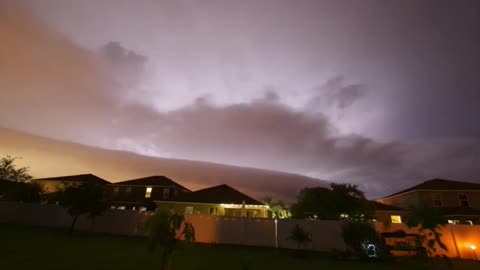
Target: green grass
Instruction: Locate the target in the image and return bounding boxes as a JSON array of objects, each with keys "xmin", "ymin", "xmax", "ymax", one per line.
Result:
[{"xmin": 1, "ymin": 223, "xmax": 478, "ymax": 270}]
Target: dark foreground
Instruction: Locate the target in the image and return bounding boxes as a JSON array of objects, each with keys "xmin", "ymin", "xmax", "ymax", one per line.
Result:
[{"xmin": 1, "ymin": 223, "xmax": 478, "ymax": 270}]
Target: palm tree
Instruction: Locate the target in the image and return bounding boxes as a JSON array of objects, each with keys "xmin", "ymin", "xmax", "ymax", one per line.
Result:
[
  {"xmin": 262, "ymin": 197, "xmax": 291, "ymax": 219},
  {"xmin": 406, "ymin": 205, "xmax": 448, "ymax": 256}
]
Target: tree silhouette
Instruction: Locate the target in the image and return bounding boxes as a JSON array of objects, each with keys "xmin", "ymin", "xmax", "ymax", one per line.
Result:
[
  {"xmin": 291, "ymin": 183, "xmax": 372, "ymax": 220},
  {"xmin": 0, "ymin": 155, "xmax": 42, "ymax": 202},
  {"xmin": 287, "ymin": 224, "xmax": 312, "ymax": 249},
  {"xmin": 139, "ymin": 210, "xmax": 195, "ymax": 270},
  {"xmin": 58, "ymin": 182, "xmax": 107, "ymax": 233},
  {"xmin": 0, "ymin": 156, "xmax": 32, "ymax": 182}
]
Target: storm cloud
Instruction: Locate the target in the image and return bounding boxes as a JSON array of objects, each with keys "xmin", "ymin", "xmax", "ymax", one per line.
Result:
[{"xmin": 1, "ymin": 1, "xmax": 480, "ymax": 199}]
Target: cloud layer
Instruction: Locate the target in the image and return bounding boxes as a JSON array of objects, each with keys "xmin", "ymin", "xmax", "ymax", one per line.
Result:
[{"xmin": 1, "ymin": 4, "xmax": 479, "ymax": 199}]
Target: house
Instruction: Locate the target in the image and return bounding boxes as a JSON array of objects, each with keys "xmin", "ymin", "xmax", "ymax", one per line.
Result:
[
  {"xmin": 155, "ymin": 184, "xmax": 269, "ymax": 218},
  {"xmin": 105, "ymin": 175, "xmax": 190, "ymax": 211},
  {"xmin": 377, "ymin": 179, "xmax": 480, "ymax": 225},
  {"xmin": 33, "ymin": 174, "xmax": 111, "ymax": 193}
]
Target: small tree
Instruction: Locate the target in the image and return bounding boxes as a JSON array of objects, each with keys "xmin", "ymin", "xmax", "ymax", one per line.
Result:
[
  {"xmin": 406, "ymin": 205, "xmax": 448, "ymax": 256},
  {"xmin": 59, "ymin": 182, "xmax": 107, "ymax": 233},
  {"xmin": 287, "ymin": 224, "xmax": 312, "ymax": 250},
  {"xmin": 0, "ymin": 155, "xmax": 42, "ymax": 202},
  {"xmin": 140, "ymin": 210, "xmax": 195, "ymax": 270},
  {"xmin": 0, "ymin": 156, "xmax": 33, "ymax": 182},
  {"xmin": 342, "ymin": 221, "xmax": 383, "ymax": 258}
]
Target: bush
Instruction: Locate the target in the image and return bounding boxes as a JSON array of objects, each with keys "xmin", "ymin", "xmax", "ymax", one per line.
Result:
[{"xmin": 342, "ymin": 221, "xmax": 388, "ymax": 259}]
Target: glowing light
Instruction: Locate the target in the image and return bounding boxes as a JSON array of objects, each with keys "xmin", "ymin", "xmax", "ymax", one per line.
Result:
[
  {"xmin": 471, "ymin": 245, "xmax": 476, "ymax": 251},
  {"xmin": 145, "ymin": 187, "xmax": 152, "ymax": 198},
  {"xmin": 390, "ymin": 215, "xmax": 402, "ymax": 224}
]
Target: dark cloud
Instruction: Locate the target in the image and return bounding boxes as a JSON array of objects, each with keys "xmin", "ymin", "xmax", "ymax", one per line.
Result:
[
  {"xmin": 307, "ymin": 76, "xmax": 367, "ymax": 113},
  {"xmin": 99, "ymin": 41, "xmax": 148, "ymax": 90},
  {"xmin": 104, "ymin": 98, "xmax": 480, "ymax": 198}
]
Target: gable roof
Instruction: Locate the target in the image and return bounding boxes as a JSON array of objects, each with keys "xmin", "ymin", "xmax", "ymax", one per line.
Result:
[
  {"xmin": 112, "ymin": 176, "xmax": 190, "ymax": 191},
  {"xmin": 174, "ymin": 184, "xmax": 264, "ymax": 205},
  {"xmin": 383, "ymin": 179, "xmax": 480, "ymax": 199},
  {"xmin": 33, "ymin": 174, "xmax": 110, "ymax": 185},
  {"xmin": 371, "ymin": 201, "xmax": 406, "ymax": 212}
]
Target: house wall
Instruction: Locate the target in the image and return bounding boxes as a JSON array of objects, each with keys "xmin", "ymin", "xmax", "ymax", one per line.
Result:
[
  {"xmin": 34, "ymin": 180, "xmax": 80, "ymax": 193},
  {"xmin": 155, "ymin": 202, "xmax": 269, "ymax": 218},
  {"xmin": 379, "ymin": 190, "xmax": 480, "ymax": 209},
  {"xmin": 374, "ymin": 211, "xmax": 408, "ymax": 224},
  {"xmin": 416, "ymin": 191, "xmax": 480, "ymax": 208},
  {"xmin": 377, "ymin": 191, "xmax": 421, "ymax": 208},
  {"xmin": 104, "ymin": 185, "xmax": 187, "ymax": 208},
  {"xmin": 376, "ymin": 222, "xmax": 480, "ymax": 260}
]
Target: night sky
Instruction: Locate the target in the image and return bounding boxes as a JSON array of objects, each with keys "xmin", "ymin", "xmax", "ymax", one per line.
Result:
[{"xmin": 1, "ymin": 0, "xmax": 479, "ymax": 198}]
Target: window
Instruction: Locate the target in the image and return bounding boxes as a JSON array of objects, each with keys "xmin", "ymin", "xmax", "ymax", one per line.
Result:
[
  {"xmin": 390, "ymin": 215, "xmax": 402, "ymax": 224},
  {"xmin": 448, "ymin": 219, "xmax": 460, "ymax": 224},
  {"xmin": 126, "ymin": 187, "xmax": 132, "ymax": 193},
  {"xmin": 139, "ymin": 207, "xmax": 147, "ymax": 212},
  {"xmin": 113, "ymin": 187, "xmax": 120, "ymax": 193},
  {"xmin": 163, "ymin": 188, "xmax": 170, "ymax": 199},
  {"xmin": 431, "ymin": 193, "xmax": 442, "ymax": 207},
  {"xmin": 458, "ymin": 194, "xmax": 469, "ymax": 207},
  {"xmin": 209, "ymin": 207, "xmax": 218, "ymax": 215},
  {"xmin": 145, "ymin": 187, "xmax": 152, "ymax": 198},
  {"xmin": 117, "ymin": 206, "xmax": 126, "ymax": 210},
  {"xmin": 185, "ymin": 206, "xmax": 194, "ymax": 215}
]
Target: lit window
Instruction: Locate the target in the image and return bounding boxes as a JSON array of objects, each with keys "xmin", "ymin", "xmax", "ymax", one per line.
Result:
[
  {"xmin": 139, "ymin": 207, "xmax": 147, "ymax": 212},
  {"xmin": 126, "ymin": 187, "xmax": 132, "ymax": 192},
  {"xmin": 466, "ymin": 220, "xmax": 473, "ymax": 225},
  {"xmin": 390, "ymin": 215, "xmax": 402, "ymax": 224},
  {"xmin": 145, "ymin": 187, "xmax": 152, "ymax": 198},
  {"xmin": 118, "ymin": 206, "xmax": 126, "ymax": 210}
]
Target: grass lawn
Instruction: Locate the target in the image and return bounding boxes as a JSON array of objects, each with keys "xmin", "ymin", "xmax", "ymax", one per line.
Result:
[{"xmin": 1, "ymin": 223, "xmax": 479, "ymax": 270}]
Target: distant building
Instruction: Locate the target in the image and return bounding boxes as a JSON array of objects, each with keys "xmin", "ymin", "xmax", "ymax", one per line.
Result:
[
  {"xmin": 377, "ymin": 179, "xmax": 480, "ymax": 225},
  {"xmin": 105, "ymin": 175, "xmax": 190, "ymax": 211},
  {"xmin": 155, "ymin": 184, "xmax": 269, "ymax": 218},
  {"xmin": 33, "ymin": 174, "xmax": 111, "ymax": 193}
]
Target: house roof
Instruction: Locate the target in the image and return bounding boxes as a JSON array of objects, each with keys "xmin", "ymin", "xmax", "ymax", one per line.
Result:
[
  {"xmin": 371, "ymin": 201, "xmax": 406, "ymax": 212},
  {"xmin": 174, "ymin": 184, "xmax": 264, "ymax": 205},
  {"xmin": 383, "ymin": 179, "xmax": 480, "ymax": 199},
  {"xmin": 33, "ymin": 174, "xmax": 110, "ymax": 185},
  {"xmin": 112, "ymin": 176, "xmax": 190, "ymax": 191}
]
